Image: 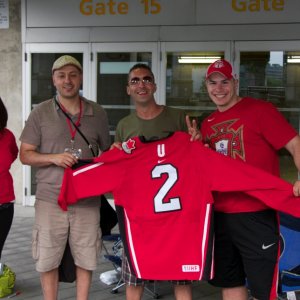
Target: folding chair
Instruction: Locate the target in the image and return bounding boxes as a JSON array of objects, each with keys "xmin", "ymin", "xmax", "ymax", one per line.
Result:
[
  {"xmin": 102, "ymin": 233, "xmax": 124, "ymax": 293},
  {"xmin": 278, "ymin": 213, "xmax": 300, "ymax": 300}
]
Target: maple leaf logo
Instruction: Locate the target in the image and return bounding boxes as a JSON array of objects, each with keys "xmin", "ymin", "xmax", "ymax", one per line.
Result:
[{"xmin": 122, "ymin": 138, "xmax": 136, "ymax": 154}]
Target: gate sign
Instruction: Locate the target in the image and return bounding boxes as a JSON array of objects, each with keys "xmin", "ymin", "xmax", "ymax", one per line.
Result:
[
  {"xmin": 26, "ymin": 0, "xmax": 196, "ymax": 27},
  {"xmin": 26, "ymin": 0, "xmax": 300, "ymax": 27},
  {"xmin": 196, "ymin": 0, "xmax": 299, "ymax": 24}
]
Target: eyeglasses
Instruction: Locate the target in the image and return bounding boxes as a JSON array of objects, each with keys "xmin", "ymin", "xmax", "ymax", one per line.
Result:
[{"xmin": 128, "ymin": 76, "xmax": 154, "ymax": 86}]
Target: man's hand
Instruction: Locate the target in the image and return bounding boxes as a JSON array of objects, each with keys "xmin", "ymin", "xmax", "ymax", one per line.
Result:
[
  {"xmin": 186, "ymin": 115, "xmax": 202, "ymax": 142},
  {"xmin": 20, "ymin": 142, "xmax": 79, "ymax": 168},
  {"xmin": 50, "ymin": 152, "xmax": 78, "ymax": 168}
]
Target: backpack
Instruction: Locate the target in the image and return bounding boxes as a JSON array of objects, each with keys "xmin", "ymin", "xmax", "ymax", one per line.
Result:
[{"xmin": 0, "ymin": 264, "xmax": 16, "ymax": 298}]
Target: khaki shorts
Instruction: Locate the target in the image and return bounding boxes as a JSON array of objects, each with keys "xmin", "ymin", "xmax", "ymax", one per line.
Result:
[{"xmin": 32, "ymin": 200, "xmax": 101, "ymax": 273}]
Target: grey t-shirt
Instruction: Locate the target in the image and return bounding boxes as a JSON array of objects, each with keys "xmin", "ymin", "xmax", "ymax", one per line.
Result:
[{"xmin": 20, "ymin": 97, "xmax": 111, "ymax": 204}]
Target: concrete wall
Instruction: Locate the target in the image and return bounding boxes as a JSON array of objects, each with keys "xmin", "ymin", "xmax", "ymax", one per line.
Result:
[{"xmin": 0, "ymin": 0, "xmax": 23, "ymax": 204}]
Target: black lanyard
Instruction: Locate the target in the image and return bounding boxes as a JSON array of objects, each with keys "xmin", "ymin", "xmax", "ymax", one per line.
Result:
[{"xmin": 54, "ymin": 97, "xmax": 96, "ymax": 157}]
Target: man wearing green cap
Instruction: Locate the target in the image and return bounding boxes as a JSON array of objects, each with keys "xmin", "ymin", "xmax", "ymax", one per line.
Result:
[{"xmin": 19, "ymin": 55, "xmax": 111, "ymax": 299}]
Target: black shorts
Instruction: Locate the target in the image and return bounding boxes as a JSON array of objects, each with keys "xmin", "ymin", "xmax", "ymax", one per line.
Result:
[{"xmin": 209, "ymin": 210, "xmax": 279, "ymax": 300}]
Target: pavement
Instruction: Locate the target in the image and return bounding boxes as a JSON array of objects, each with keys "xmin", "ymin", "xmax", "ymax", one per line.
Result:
[{"xmin": 2, "ymin": 204, "xmax": 222, "ymax": 299}]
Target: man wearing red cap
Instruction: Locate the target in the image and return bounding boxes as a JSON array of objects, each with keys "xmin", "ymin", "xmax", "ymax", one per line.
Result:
[{"xmin": 201, "ymin": 59, "xmax": 300, "ymax": 300}]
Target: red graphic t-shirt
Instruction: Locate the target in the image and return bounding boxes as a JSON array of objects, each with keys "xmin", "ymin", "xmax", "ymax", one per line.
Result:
[{"xmin": 201, "ymin": 97, "xmax": 297, "ymax": 213}]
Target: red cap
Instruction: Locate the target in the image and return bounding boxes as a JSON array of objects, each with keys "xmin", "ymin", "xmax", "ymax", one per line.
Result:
[{"xmin": 206, "ymin": 59, "xmax": 234, "ymax": 79}]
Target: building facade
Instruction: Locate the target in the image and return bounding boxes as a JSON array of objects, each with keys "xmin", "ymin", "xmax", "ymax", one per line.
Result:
[{"xmin": 1, "ymin": 0, "xmax": 300, "ymax": 205}]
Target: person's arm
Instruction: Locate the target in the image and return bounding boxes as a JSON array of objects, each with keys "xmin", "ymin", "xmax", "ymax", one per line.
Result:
[
  {"xmin": 285, "ymin": 135, "xmax": 300, "ymax": 196},
  {"xmin": 20, "ymin": 142, "xmax": 78, "ymax": 169}
]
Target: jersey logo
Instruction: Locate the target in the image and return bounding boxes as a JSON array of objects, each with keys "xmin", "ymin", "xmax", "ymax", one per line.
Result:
[
  {"xmin": 122, "ymin": 138, "xmax": 136, "ymax": 154},
  {"xmin": 262, "ymin": 243, "xmax": 275, "ymax": 250},
  {"xmin": 206, "ymin": 119, "xmax": 245, "ymax": 161},
  {"xmin": 158, "ymin": 159, "xmax": 166, "ymax": 164},
  {"xmin": 182, "ymin": 265, "xmax": 200, "ymax": 272},
  {"xmin": 157, "ymin": 144, "xmax": 166, "ymax": 163}
]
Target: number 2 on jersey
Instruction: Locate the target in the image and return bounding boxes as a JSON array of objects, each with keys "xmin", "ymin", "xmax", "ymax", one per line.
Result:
[{"xmin": 152, "ymin": 164, "xmax": 181, "ymax": 213}]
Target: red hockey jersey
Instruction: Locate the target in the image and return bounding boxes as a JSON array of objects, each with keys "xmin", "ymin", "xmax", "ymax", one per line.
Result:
[{"xmin": 58, "ymin": 131, "xmax": 299, "ymax": 281}]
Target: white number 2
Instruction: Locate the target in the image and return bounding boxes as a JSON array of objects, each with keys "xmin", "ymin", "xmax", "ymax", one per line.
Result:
[{"xmin": 152, "ymin": 164, "xmax": 181, "ymax": 213}]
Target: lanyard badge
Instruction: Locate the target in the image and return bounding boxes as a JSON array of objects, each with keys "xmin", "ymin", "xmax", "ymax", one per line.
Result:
[{"xmin": 57, "ymin": 97, "xmax": 83, "ymax": 159}]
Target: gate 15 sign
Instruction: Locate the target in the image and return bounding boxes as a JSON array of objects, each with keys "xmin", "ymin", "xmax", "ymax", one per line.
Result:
[
  {"xmin": 80, "ymin": 0, "xmax": 161, "ymax": 15},
  {"xmin": 26, "ymin": 0, "xmax": 195, "ymax": 27}
]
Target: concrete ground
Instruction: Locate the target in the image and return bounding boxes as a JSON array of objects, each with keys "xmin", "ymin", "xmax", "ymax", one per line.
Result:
[{"xmin": 2, "ymin": 204, "xmax": 222, "ymax": 299}]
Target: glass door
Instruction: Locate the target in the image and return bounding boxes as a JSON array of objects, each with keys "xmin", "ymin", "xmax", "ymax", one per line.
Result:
[
  {"xmin": 91, "ymin": 43, "xmax": 159, "ymax": 141},
  {"xmin": 235, "ymin": 41, "xmax": 300, "ymax": 183},
  {"xmin": 160, "ymin": 42, "xmax": 231, "ymax": 124},
  {"xmin": 23, "ymin": 43, "xmax": 90, "ymax": 205}
]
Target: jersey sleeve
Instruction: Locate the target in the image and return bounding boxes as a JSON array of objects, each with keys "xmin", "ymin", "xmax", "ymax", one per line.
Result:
[
  {"xmin": 198, "ymin": 145, "xmax": 300, "ymax": 217},
  {"xmin": 58, "ymin": 167, "xmax": 78, "ymax": 210},
  {"xmin": 58, "ymin": 150, "xmax": 124, "ymax": 210}
]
